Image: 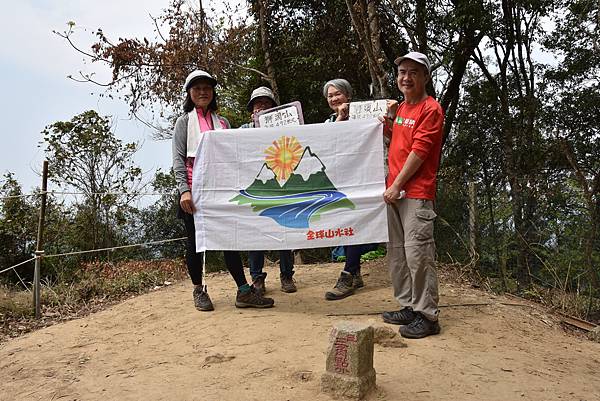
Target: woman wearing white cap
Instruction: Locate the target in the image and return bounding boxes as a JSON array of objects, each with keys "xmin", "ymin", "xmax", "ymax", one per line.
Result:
[
  {"xmin": 172, "ymin": 70, "xmax": 275, "ymax": 311},
  {"xmin": 238, "ymin": 87, "xmax": 297, "ymax": 295}
]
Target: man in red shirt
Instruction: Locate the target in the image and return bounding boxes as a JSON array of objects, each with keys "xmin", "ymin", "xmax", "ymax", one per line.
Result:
[{"xmin": 382, "ymin": 52, "xmax": 444, "ymax": 338}]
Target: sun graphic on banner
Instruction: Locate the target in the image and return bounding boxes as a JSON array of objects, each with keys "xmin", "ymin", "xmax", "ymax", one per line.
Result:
[{"xmin": 264, "ymin": 136, "xmax": 303, "ymax": 182}]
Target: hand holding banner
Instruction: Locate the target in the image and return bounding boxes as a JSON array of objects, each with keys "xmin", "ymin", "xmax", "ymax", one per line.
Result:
[{"xmin": 192, "ymin": 119, "xmax": 388, "ymax": 251}]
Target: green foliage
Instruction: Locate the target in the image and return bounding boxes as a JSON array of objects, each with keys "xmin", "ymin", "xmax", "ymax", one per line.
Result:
[
  {"xmin": 335, "ymin": 245, "xmax": 386, "ymax": 263},
  {"xmin": 7, "ymin": 0, "xmax": 591, "ymax": 322},
  {"xmin": 41, "ymin": 110, "xmax": 141, "ymax": 191},
  {"xmin": 360, "ymin": 246, "xmax": 386, "ymax": 262},
  {"xmin": 204, "ymin": 251, "xmax": 233, "ymax": 273},
  {"xmin": 296, "ymin": 247, "xmax": 332, "ymax": 264},
  {"xmin": 539, "ymin": 0, "xmax": 600, "ymax": 292},
  {"xmin": 0, "ymin": 173, "xmax": 37, "ymax": 278},
  {"xmin": 135, "ymin": 169, "xmax": 185, "ymax": 259},
  {"xmin": 41, "ymin": 110, "xmax": 143, "ymax": 251},
  {"xmin": 269, "ymin": 0, "xmax": 378, "ymax": 120}
]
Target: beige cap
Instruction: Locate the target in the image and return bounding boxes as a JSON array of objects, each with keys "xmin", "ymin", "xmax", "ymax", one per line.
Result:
[
  {"xmin": 394, "ymin": 51, "xmax": 431, "ymax": 72},
  {"xmin": 247, "ymin": 86, "xmax": 277, "ymax": 111}
]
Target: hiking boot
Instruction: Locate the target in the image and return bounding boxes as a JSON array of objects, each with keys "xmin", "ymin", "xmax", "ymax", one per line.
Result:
[
  {"xmin": 353, "ymin": 273, "xmax": 364, "ymax": 289},
  {"xmin": 399, "ymin": 313, "xmax": 441, "ymax": 339},
  {"xmin": 325, "ymin": 271, "xmax": 355, "ymax": 300},
  {"xmin": 235, "ymin": 287, "xmax": 275, "ymax": 308},
  {"xmin": 280, "ymin": 275, "xmax": 297, "ymax": 293},
  {"xmin": 252, "ymin": 275, "xmax": 266, "ymax": 296},
  {"xmin": 193, "ymin": 286, "xmax": 214, "ymax": 311},
  {"xmin": 382, "ymin": 307, "xmax": 416, "ymax": 325}
]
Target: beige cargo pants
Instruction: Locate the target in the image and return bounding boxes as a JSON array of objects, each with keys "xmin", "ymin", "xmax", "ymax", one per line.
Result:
[{"xmin": 387, "ymin": 198, "xmax": 440, "ymax": 321}]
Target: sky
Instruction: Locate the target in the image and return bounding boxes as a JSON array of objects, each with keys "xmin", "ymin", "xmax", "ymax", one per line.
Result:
[
  {"xmin": 0, "ymin": 0, "xmax": 202, "ymax": 193},
  {"xmin": 0, "ymin": 1, "xmax": 558, "ymax": 195}
]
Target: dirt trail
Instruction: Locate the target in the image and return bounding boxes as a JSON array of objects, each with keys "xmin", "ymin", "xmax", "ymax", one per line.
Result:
[{"xmin": 1, "ymin": 260, "xmax": 599, "ymax": 401}]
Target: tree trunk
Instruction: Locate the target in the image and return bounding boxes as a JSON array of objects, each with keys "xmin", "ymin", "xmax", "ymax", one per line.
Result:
[
  {"xmin": 197, "ymin": 0, "xmax": 209, "ymax": 63},
  {"xmin": 366, "ymin": 0, "xmax": 390, "ymax": 97},
  {"xmin": 440, "ymin": 25, "xmax": 486, "ymax": 145},
  {"xmin": 480, "ymin": 0, "xmax": 532, "ymax": 291},
  {"xmin": 483, "ymin": 163, "xmax": 508, "ymax": 291},
  {"xmin": 415, "ymin": 0, "xmax": 428, "ymax": 52},
  {"xmin": 414, "ymin": 0, "xmax": 435, "ymax": 97},
  {"xmin": 584, "ymin": 208, "xmax": 599, "ymax": 290},
  {"xmin": 257, "ymin": 0, "xmax": 280, "ymax": 103},
  {"xmin": 503, "ymin": 122, "xmax": 529, "ymax": 290},
  {"xmin": 345, "ymin": 0, "xmax": 392, "ymax": 98},
  {"xmin": 468, "ymin": 181, "xmax": 479, "ymax": 271}
]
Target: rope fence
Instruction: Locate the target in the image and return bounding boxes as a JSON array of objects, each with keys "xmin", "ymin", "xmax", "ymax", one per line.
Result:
[
  {"xmin": 0, "ymin": 257, "xmax": 36, "ymax": 275},
  {"xmin": 1, "ymin": 190, "xmax": 175, "ymax": 201},
  {"xmin": 44, "ymin": 237, "xmax": 187, "ymax": 258},
  {"xmin": 1, "ymin": 161, "xmax": 191, "ymax": 317},
  {"xmin": 1, "ymin": 183, "xmax": 184, "ymax": 277},
  {"xmin": 0, "ymin": 237, "xmax": 186, "ymax": 276},
  {"xmin": 13, "ymin": 268, "xmax": 31, "ymax": 293}
]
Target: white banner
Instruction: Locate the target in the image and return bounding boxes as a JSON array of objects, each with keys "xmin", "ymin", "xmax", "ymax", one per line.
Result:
[{"xmin": 192, "ymin": 118, "xmax": 388, "ymax": 251}]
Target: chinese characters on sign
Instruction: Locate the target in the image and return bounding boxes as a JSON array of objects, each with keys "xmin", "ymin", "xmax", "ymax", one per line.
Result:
[
  {"xmin": 255, "ymin": 101, "xmax": 304, "ymax": 128},
  {"xmin": 306, "ymin": 227, "xmax": 355, "ymax": 241},
  {"xmin": 349, "ymin": 100, "xmax": 388, "ymax": 120},
  {"xmin": 333, "ymin": 333, "xmax": 357, "ymax": 374},
  {"xmin": 259, "ymin": 106, "xmax": 299, "ymax": 127}
]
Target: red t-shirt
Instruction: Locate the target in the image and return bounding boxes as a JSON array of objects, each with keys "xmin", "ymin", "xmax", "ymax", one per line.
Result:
[{"xmin": 386, "ymin": 96, "xmax": 444, "ymax": 200}]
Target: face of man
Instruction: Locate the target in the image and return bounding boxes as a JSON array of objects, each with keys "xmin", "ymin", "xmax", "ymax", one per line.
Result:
[
  {"xmin": 189, "ymin": 79, "xmax": 214, "ymax": 109},
  {"xmin": 397, "ymin": 59, "xmax": 429, "ymax": 102},
  {"xmin": 252, "ymin": 97, "xmax": 275, "ymax": 114}
]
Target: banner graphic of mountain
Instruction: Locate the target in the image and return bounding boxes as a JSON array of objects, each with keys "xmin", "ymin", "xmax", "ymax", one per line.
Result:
[{"xmin": 230, "ymin": 135, "xmax": 355, "ymax": 228}]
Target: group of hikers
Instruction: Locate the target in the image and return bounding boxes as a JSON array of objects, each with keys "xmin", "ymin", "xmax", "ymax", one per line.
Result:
[{"xmin": 172, "ymin": 51, "xmax": 443, "ymax": 339}]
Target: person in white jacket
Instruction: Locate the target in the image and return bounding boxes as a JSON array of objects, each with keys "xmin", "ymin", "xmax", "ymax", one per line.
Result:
[{"xmin": 172, "ymin": 70, "xmax": 274, "ymax": 311}]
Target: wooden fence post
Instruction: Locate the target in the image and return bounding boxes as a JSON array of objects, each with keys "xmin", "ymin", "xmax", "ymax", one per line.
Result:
[
  {"xmin": 33, "ymin": 161, "xmax": 48, "ymax": 319},
  {"xmin": 468, "ymin": 181, "xmax": 478, "ymax": 270}
]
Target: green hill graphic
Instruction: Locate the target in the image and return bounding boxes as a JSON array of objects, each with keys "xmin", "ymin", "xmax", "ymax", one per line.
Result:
[{"xmin": 229, "ymin": 144, "xmax": 355, "ymax": 228}]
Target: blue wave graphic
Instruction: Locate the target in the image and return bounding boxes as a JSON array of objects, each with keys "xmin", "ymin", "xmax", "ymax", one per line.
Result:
[{"xmin": 238, "ymin": 189, "xmax": 348, "ymax": 228}]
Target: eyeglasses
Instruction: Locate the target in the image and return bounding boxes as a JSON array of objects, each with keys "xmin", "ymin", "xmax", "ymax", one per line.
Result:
[{"xmin": 398, "ymin": 69, "xmax": 425, "ymax": 78}]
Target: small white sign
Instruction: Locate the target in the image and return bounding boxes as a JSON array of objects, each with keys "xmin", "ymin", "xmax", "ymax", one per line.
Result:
[
  {"xmin": 349, "ymin": 100, "xmax": 388, "ymax": 120},
  {"xmin": 255, "ymin": 101, "xmax": 304, "ymax": 128}
]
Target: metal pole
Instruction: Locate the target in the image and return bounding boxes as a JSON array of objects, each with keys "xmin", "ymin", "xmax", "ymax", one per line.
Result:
[{"xmin": 33, "ymin": 161, "xmax": 48, "ymax": 319}]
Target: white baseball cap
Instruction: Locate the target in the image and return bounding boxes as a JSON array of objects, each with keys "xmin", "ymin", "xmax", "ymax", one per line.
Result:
[
  {"xmin": 183, "ymin": 70, "xmax": 217, "ymax": 92},
  {"xmin": 246, "ymin": 86, "xmax": 278, "ymax": 112},
  {"xmin": 394, "ymin": 51, "xmax": 431, "ymax": 73}
]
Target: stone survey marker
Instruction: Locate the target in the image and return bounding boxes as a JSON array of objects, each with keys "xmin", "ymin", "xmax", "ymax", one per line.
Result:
[{"xmin": 321, "ymin": 321, "xmax": 376, "ymax": 399}]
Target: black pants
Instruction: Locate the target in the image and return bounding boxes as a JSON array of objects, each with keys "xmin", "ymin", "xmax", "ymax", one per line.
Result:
[
  {"xmin": 248, "ymin": 250, "xmax": 294, "ymax": 280},
  {"xmin": 180, "ymin": 207, "xmax": 247, "ymax": 287},
  {"xmin": 342, "ymin": 245, "xmax": 362, "ymax": 275},
  {"xmin": 342, "ymin": 243, "xmax": 378, "ymax": 275}
]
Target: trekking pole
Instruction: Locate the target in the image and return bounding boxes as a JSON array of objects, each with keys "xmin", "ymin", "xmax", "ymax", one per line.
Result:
[{"xmin": 202, "ymin": 251, "xmax": 208, "ymax": 294}]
